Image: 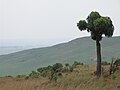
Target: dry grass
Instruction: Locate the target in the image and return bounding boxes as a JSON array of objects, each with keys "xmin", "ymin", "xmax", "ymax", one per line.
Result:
[{"xmin": 0, "ymin": 65, "xmax": 120, "ymax": 90}]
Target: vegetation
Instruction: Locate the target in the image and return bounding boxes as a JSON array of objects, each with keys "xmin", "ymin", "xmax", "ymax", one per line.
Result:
[
  {"xmin": 72, "ymin": 61, "xmax": 83, "ymax": 68},
  {"xmin": 30, "ymin": 62, "xmax": 82, "ymax": 82},
  {"xmin": 114, "ymin": 58, "xmax": 120, "ymax": 66},
  {"xmin": 29, "ymin": 71, "xmax": 39, "ymax": 78},
  {"xmin": 109, "ymin": 58, "xmax": 120, "ymax": 75},
  {"xmin": 0, "ymin": 37, "xmax": 120, "ymax": 76},
  {"xmin": 0, "ymin": 63, "xmax": 120, "ymax": 90},
  {"xmin": 14, "ymin": 58, "xmax": 120, "ymax": 80},
  {"xmin": 77, "ymin": 11, "xmax": 114, "ymax": 77}
]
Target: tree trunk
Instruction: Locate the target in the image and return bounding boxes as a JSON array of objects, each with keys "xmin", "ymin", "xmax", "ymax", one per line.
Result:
[{"xmin": 96, "ymin": 40, "xmax": 102, "ymax": 77}]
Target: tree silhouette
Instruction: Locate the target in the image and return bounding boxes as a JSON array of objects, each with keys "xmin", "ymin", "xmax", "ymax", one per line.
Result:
[{"xmin": 77, "ymin": 11, "xmax": 114, "ymax": 77}]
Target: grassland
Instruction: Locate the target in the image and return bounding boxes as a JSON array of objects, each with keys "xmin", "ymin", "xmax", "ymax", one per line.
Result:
[{"xmin": 0, "ymin": 65, "xmax": 120, "ymax": 90}]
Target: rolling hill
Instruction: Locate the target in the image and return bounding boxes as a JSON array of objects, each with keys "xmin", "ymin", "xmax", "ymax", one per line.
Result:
[{"xmin": 0, "ymin": 36, "xmax": 120, "ymax": 76}]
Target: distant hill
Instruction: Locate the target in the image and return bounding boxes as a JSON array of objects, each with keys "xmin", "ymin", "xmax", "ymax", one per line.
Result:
[
  {"xmin": 0, "ymin": 46, "xmax": 27, "ymax": 55},
  {"xmin": 0, "ymin": 36, "xmax": 120, "ymax": 76}
]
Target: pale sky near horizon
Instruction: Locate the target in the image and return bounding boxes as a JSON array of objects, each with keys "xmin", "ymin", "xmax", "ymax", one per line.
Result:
[{"xmin": 0, "ymin": 0, "xmax": 120, "ymax": 42}]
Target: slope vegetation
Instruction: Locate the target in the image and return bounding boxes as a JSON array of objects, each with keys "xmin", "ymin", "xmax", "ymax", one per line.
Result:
[
  {"xmin": 0, "ymin": 65, "xmax": 120, "ymax": 90},
  {"xmin": 0, "ymin": 36, "xmax": 120, "ymax": 76}
]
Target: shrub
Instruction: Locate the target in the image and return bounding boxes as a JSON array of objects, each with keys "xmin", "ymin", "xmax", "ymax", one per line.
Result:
[
  {"xmin": 52, "ymin": 63, "xmax": 63, "ymax": 72},
  {"xmin": 29, "ymin": 71, "xmax": 39, "ymax": 78},
  {"xmin": 63, "ymin": 63, "xmax": 73, "ymax": 72},
  {"xmin": 69, "ymin": 66, "xmax": 73, "ymax": 72},
  {"xmin": 72, "ymin": 61, "xmax": 83, "ymax": 68}
]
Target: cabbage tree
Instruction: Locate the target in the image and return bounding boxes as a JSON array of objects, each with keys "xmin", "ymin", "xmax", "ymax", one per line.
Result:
[{"xmin": 77, "ymin": 11, "xmax": 114, "ymax": 77}]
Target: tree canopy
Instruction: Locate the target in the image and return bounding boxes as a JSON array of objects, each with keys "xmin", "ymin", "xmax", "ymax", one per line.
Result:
[{"xmin": 77, "ymin": 11, "xmax": 114, "ymax": 41}]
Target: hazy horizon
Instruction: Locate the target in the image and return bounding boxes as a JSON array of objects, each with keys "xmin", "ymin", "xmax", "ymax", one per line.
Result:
[
  {"xmin": 0, "ymin": 0, "xmax": 120, "ymax": 54},
  {"xmin": 0, "ymin": 36, "xmax": 120, "ymax": 55}
]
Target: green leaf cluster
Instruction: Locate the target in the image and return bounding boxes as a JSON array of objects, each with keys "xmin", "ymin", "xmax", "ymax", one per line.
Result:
[{"xmin": 77, "ymin": 11, "xmax": 114, "ymax": 41}]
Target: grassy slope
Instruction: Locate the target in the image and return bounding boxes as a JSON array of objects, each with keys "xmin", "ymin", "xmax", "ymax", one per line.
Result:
[
  {"xmin": 0, "ymin": 65, "xmax": 120, "ymax": 90},
  {"xmin": 0, "ymin": 36, "xmax": 120, "ymax": 76}
]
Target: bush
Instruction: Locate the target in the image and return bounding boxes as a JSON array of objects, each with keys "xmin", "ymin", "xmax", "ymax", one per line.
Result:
[
  {"xmin": 31, "ymin": 61, "xmax": 84, "ymax": 81},
  {"xmin": 63, "ymin": 63, "xmax": 73, "ymax": 72},
  {"xmin": 72, "ymin": 61, "xmax": 83, "ymax": 68},
  {"xmin": 52, "ymin": 63, "xmax": 63, "ymax": 72},
  {"xmin": 69, "ymin": 66, "xmax": 73, "ymax": 72},
  {"xmin": 29, "ymin": 71, "xmax": 39, "ymax": 78}
]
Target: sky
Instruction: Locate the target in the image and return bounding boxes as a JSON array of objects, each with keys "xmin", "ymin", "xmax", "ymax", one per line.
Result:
[{"xmin": 0, "ymin": 0, "xmax": 120, "ymax": 46}]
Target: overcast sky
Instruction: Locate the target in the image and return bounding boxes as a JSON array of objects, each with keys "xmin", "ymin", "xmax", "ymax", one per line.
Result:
[{"xmin": 0, "ymin": 0, "xmax": 120, "ymax": 45}]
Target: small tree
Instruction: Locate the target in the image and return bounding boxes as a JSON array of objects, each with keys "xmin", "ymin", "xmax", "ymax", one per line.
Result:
[{"xmin": 77, "ymin": 11, "xmax": 114, "ymax": 77}]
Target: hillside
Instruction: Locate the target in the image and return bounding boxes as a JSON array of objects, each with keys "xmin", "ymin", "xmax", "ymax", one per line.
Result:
[
  {"xmin": 0, "ymin": 65, "xmax": 120, "ymax": 90},
  {"xmin": 0, "ymin": 36, "xmax": 120, "ymax": 76}
]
